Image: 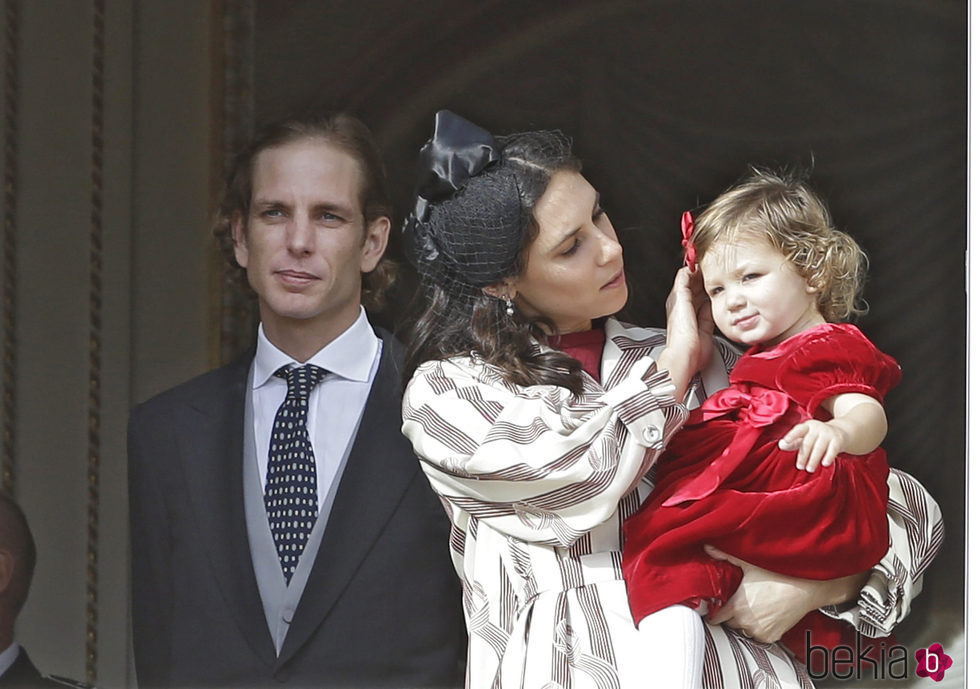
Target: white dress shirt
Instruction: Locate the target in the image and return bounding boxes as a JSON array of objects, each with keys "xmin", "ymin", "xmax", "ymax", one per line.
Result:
[{"xmin": 250, "ymin": 307, "xmax": 381, "ymax": 508}]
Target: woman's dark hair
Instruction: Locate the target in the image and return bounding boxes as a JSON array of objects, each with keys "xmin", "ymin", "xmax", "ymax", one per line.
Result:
[
  {"xmin": 403, "ymin": 126, "xmax": 589, "ymax": 394},
  {"xmin": 213, "ymin": 112, "xmax": 397, "ymax": 311}
]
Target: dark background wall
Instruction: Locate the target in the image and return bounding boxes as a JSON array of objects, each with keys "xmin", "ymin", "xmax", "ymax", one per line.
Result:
[{"xmin": 251, "ymin": 0, "xmax": 965, "ymax": 646}]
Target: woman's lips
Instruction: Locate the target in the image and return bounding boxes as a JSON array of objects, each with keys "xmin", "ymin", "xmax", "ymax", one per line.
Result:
[{"xmin": 602, "ymin": 269, "xmax": 625, "ymax": 289}]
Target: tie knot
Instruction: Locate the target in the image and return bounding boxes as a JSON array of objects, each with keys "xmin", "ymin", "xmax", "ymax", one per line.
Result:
[{"xmin": 275, "ymin": 363, "xmax": 328, "ymax": 400}]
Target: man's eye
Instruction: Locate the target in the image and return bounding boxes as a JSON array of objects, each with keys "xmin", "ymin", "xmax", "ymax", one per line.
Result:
[{"xmin": 262, "ymin": 208, "xmax": 284, "ymax": 218}]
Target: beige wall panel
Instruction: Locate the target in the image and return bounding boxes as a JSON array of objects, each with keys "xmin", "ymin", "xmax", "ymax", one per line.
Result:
[
  {"xmin": 98, "ymin": 1, "xmax": 136, "ymax": 686},
  {"xmin": 0, "ymin": 0, "xmax": 214, "ymax": 685},
  {"xmin": 131, "ymin": 0, "xmax": 213, "ymax": 405},
  {"xmin": 14, "ymin": 0, "xmax": 98, "ymax": 680}
]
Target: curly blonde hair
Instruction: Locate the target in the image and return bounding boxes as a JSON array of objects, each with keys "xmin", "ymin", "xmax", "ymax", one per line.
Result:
[{"xmin": 692, "ymin": 168, "xmax": 868, "ymax": 322}]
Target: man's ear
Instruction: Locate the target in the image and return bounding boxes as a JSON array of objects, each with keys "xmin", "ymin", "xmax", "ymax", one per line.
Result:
[
  {"xmin": 360, "ymin": 216, "xmax": 390, "ymax": 273},
  {"xmin": 231, "ymin": 213, "xmax": 249, "ymax": 269}
]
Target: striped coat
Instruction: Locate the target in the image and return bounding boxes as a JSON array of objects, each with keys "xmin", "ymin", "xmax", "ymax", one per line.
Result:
[{"xmin": 402, "ymin": 318, "xmax": 943, "ymax": 689}]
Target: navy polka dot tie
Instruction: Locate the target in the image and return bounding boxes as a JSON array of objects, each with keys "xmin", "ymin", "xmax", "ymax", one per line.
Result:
[{"xmin": 265, "ymin": 363, "xmax": 327, "ymax": 583}]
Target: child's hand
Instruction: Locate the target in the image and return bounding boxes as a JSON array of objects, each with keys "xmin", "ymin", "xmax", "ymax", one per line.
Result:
[{"xmin": 778, "ymin": 420, "xmax": 848, "ymax": 473}]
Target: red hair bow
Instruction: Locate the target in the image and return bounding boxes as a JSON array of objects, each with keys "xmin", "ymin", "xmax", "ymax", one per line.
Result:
[{"xmin": 681, "ymin": 211, "xmax": 697, "ymax": 271}]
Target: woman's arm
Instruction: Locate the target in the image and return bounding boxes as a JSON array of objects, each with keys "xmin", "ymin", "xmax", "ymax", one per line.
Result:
[
  {"xmin": 703, "ymin": 546, "xmax": 867, "ymax": 643},
  {"xmin": 658, "ymin": 266, "xmax": 715, "ymax": 400},
  {"xmin": 402, "ymin": 268, "xmax": 711, "ymax": 547},
  {"xmin": 402, "ymin": 354, "xmax": 686, "ymax": 547},
  {"xmin": 704, "ymin": 468, "xmax": 944, "ymax": 641}
]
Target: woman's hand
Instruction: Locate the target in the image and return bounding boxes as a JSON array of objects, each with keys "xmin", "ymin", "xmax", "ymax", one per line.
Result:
[
  {"xmin": 703, "ymin": 545, "xmax": 868, "ymax": 643},
  {"xmin": 659, "ymin": 267, "xmax": 715, "ymax": 400},
  {"xmin": 690, "ymin": 268, "xmax": 716, "ymax": 371}
]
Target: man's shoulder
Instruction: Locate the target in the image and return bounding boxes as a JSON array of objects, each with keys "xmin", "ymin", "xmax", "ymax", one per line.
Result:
[
  {"xmin": 372, "ymin": 324, "xmax": 404, "ymax": 358},
  {"xmin": 130, "ymin": 353, "xmax": 252, "ymax": 424},
  {"xmin": 371, "ymin": 323, "xmax": 410, "ymax": 381},
  {"xmin": 3, "ymin": 649, "xmax": 95, "ymax": 689}
]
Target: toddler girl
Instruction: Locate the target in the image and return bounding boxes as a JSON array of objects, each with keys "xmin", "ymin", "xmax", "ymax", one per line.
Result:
[{"xmin": 622, "ymin": 169, "xmax": 900, "ymax": 686}]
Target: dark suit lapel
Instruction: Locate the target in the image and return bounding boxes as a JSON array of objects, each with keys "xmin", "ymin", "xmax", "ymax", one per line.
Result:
[
  {"xmin": 277, "ymin": 333, "xmax": 418, "ymax": 666},
  {"xmin": 0, "ymin": 648, "xmax": 43, "ymax": 686},
  {"xmin": 175, "ymin": 355, "xmax": 277, "ymax": 666}
]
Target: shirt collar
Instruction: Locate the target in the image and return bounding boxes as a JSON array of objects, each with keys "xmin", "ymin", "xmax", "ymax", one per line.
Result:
[
  {"xmin": 252, "ymin": 307, "xmax": 379, "ymax": 388},
  {"xmin": 0, "ymin": 643, "xmax": 21, "ymax": 678}
]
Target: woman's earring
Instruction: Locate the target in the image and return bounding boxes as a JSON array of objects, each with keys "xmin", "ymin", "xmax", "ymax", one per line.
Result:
[{"xmin": 504, "ymin": 297, "xmax": 515, "ymax": 317}]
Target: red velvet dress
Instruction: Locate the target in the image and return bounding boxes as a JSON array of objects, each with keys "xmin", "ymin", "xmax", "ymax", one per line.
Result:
[{"xmin": 621, "ymin": 323, "xmax": 901, "ymax": 660}]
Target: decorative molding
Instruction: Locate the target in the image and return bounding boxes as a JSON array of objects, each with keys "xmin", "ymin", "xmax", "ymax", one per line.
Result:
[
  {"xmin": 2, "ymin": 0, "xmax": 19, "ymax": 495},
  {"xmin": 210, "ymin": 0, "xmax": 257, "ymax": 368},
  {"xmin": 86, "ymin": 0, "xmax": 105, "ymax": 682}
]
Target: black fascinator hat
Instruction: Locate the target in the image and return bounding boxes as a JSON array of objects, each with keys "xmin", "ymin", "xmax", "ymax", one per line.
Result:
[{"xmin": 403, "ymin": 110, "xmax": 576, "ymax": 292}]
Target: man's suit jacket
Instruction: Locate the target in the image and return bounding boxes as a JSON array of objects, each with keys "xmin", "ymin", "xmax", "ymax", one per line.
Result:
[
  {"xmin": 128, "ymin": 329, "xmax": 465, "ymax": 688},
  {"xmin": 0, "ymin": 649, "xmax": 84, "ymax": 688}
]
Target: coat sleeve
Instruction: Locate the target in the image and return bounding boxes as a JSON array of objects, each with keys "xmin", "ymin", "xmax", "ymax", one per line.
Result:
[
  {"xmin": 821, "ymin": 467, "xmax": 945, "ymax": 635},
  {"xmin": 401, "ymin": 355, "xmax": 688, "ymax": 546},
  {"xmin": 128, "ymin": 403, "xmax": 174, "ymax": 688}
]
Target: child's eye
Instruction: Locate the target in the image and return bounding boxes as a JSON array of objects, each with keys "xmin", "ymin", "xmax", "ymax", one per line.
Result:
[
  {"xmin": 708, "ymin": 286, "xmax": 723, "ymax": 297},
  {"xmin": 742, "ymin": 273, "xmax": 761, "ymax": 282},
  {"xmin": 561, "ymin": 238, "xmax": 581, "ymax": 256}
]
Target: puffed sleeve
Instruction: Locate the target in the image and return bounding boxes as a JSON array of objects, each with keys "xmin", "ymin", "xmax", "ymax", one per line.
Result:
[
  {"xmin": 775, "ymin": 324, "xmax": 902, "ymax": 416},
  {"xmin": 402, "ymin": 354, "xmax": 688, "ymax": 546}
]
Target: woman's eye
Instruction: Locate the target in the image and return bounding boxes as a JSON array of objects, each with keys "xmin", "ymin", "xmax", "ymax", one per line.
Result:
[
  {"xmin": 561, "ymin": 238, "xmax": 581, "ymax": 256},
  {"xmin": 592, "ymin": 206, "xmax": 606, "ymax": 222}
]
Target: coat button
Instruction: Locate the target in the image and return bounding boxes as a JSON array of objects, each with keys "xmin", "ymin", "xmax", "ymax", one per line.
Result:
[{"xmin": 642, "ymin": 425, "xmax": 662, "ymax": 444}]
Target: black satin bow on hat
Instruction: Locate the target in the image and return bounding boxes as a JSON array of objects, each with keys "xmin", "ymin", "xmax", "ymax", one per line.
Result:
[
  {"xmin": 403, "ymin": 110, "xmax": 502, "ymax": 265},
  {"xmin": 413, "ymin": 109, "xmax": 500, "ymax": 219},
  {"xmin": 415, "ymin": 110, "xmax": 500, "ymax": 212}
]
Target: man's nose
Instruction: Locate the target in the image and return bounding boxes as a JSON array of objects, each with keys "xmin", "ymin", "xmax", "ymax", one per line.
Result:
[{"xmin": 286, "ymin": 218, "xmax": 315, "ymax": 254}]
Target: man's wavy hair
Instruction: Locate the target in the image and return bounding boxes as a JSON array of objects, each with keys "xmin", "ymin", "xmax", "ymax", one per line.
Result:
[
  {"xmin": 212, "ymin": 113, "xmax": 397, "ymax": 311},
  {"xmin": 693, "ymin": 167, "xmax": 869, "ymax": 322}
]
